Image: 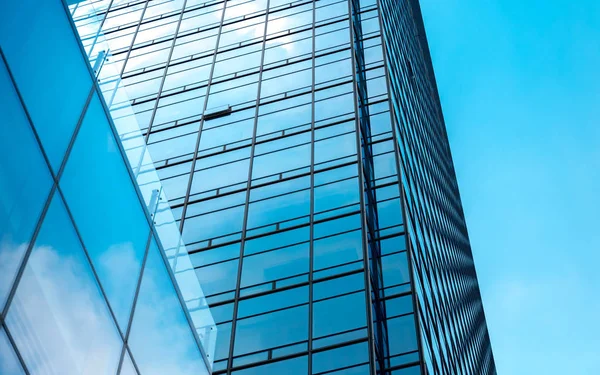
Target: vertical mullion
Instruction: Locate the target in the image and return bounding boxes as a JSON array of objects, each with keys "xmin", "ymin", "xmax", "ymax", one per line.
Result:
[
  {"xmin": 104, "ymin": 0, "xmax": 151, "ymax": 109},
  {"xmin": 307, "ymin": 0, "xmax": 316, "ymax": 373},
  {"xmin": 372, "ymin": 0, "xmax": 427, "ymax": 372},
  {"xmin": 345, "ymin": 0, "xmax": 377, "ymax": 373},
  {"xmin": 142, "ymin": 0, "xmax": 190, "ymax": 140},
  {"xmin": 225, "ymin": 0, "xmax": 272, "ymax": 372},
  {"xmin": 177, "ymin": 0, "xmax": 228, "ymax": 231},
  {"xmin": 82, "ymin": 0, "xmax": 116, "ymax": 57}
]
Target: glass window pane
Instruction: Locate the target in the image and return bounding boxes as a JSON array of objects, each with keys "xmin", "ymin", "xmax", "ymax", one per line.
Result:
[
  {"xmin": 5, "ymin": 193, "xmax": 122, "ymax": 375},
  {"xmin": 183, "ymin": 205, "xmax": 245, "ymax": 246},
  {"xmin": 194, "ymin": 258, "xmax": 239, "ymax": 297},
  {"xmin": 231, "ymin": 356, "xmax": 307, "ymax": 375},
  {"xmin": 313, "ymin": 291, "xmax": 367, "ymax": 338},
  {"xmin": 214, "ymin": 322, "xmax": 231, "ymax": 365},
  {"xmin": 388, "ymin": 314, "xmax": 418, "ymax": 356},
  {"xmin": 313, "ymin": 229, "xmax": 363, "ymax": 271},
  {"xmin": 382, "ymin": 252, "xmax": 410, "ymax": 287},
  {"xmin": 247, "ymin": 189, "xmax": 310, "ymax": 230},
  {"xmin": 314, "ymin": 177, "xmax": 359, "ymax": 214},
  {"xmin": 0, "ymin": 55, "xmax": 53, "ymax": 309},
  {"xmin": 241, "ymin": 242, "xmax": 309, "ymax": 288},
  {"xmin": 234, "ymin": 305, "xmax": 308, "ymax": 356},
  {"xmin": 0, "ymin": 0, "xmax": 93, "ymax": 168},
  {"xmin": 129, "ymin": 238, "xmax": 209, "ymax": 375},
  {"xmin": 392, "ymin": 364, "xmax": 420, "ymax": 375},
  {"xmin": 0, "ymin": 328, "xmax": 25, "ymax": 375},
  {"xmin": 312, "ymin": 341, "xmax": 369, "ymax": 374},
  {"xmin": 252, "ymin": 144, "xmax": 311, "ymax": 180},
  {"xmin": 61, "ymin": 93, "xmax": 150, "ymax": 330},
  {"xmin": 238, "ymin": 285, "xmax": 308, "ymax": 319}
]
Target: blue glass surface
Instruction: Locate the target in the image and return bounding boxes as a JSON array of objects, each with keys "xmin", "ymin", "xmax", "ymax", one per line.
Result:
[
  {"xmin": 391, "ymin": 364, "xmax": 420, "ymax": 375},
  {"xmin": 382, "ymin": 252, "xmax": 410, "ymax": 286},
  {"xmin": 234, "ymin": 305, "xmax": 308, "ymax": 356},
  {"xmin": 0, "ymin": 0, "xmax": 92, "ymax": 169},
  {"xmin": 387, "ymin": 315, "xmax": 418, "ymax": 355},
  {"xmin": 312, "ymin": 341, "xmax": 369, "ymax": 374},
  {"xmin": 60, "ymin": 93, "xmax": 149, "ymax": 330},
  {"xmin": 231, "ymin": 356, "xmax": 307, "ymax": 375},
  {"xmin": 129, "ymin": 237, "xmax": 209, "ymax": 375},
  {"xmin": 119, "ymin": 349, "xmax": 138, "ymax": 375},
  {"xmin": 313, "ymin": 230, "xmax": 363, "ymax": 270},
  {"xmin": 377, "ymin": 198, "xmax": 403, "ymax": 228},
  {"xmin": 241, "ymin": 243, "xmax": 309, "ymax": 287},
  {"xmin": 0, "ymin": 56, "xmax": 53, "ymax": 310},
  {"xmin": 247, "ymin": 189, "xmax": 310, "ymax": 229},
  {"xmin": 214, "ymin": 322, "xmax": 232, "ymax": 363},
  {"xmin": 0, "ymin": 328, "xmax": 25, "ymax": 375},
  {"xmin": 195, "ymin": 258, "xmax": 239, "ymax": 296},
  {"xmin": 5, "ymin": 193, "xmax": 122, "ymax": 375},
  {"xmin": 313, "ymin": 292, "xmax": 367, "ymax": 338}
]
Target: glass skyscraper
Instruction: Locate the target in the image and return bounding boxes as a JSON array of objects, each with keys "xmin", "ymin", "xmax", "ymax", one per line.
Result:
[{"xmin": 1, "ymin": 0, "xmax": 495, "ymax": 374}]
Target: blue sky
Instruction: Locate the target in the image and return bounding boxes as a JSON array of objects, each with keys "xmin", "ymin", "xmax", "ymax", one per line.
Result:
[{"xmin": 419, "ymin": 0, "xmax": 600, "ymax": 373}]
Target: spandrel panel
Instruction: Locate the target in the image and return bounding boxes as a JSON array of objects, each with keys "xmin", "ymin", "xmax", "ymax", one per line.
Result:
[
  {"xmin": 60, "ymin": 93, "xmax": 149, "ymax": 331},
  {"xmin": 0, "ymin": 56, "xmax": 53, "ymax": 309},
  {"xmin": 5, "ymin": 193, "xmax": 122, "ymax": 375}
]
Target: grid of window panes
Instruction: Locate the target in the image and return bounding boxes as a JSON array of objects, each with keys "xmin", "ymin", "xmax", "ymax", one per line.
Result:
[
  {"xmin": 0, "ymin": 1, "xmax": 211, "ymax": 374},
  {"xmin": 69, "ymin": 0, "xmax": 424, "ymax": 374},
  {"xmin": 68, "ymin": 0, "xmax": 497, "ymax": 374},
  {"xmin": 377, "ymin": 0, "xmax": 497, "ymax": 374}
]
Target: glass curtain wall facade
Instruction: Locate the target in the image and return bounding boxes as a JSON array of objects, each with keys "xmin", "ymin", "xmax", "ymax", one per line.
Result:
[
  {"xmin": 67, "ymin": 0, "xmax": 496, "ymax": 374},
  {"xmin": 377, "ymin": 1, "xmax": 496, "ymax": 375},
  {"xmin": 0, "ymin": 1, "xmax": 211, "ymax": 374}
]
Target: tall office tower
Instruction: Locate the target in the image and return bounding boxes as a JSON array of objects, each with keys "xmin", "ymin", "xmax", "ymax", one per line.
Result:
[{"xmin": 67, "ymin": 0, "xmax": 496, "ymax": 374}]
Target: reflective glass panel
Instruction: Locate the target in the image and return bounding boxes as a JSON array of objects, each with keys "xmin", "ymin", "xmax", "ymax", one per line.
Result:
[
  {"xmin": 129, "ymin": 238, "xmax": 209, "ymax": 375},
  {"xmin": 388, "ymin": 314, "xmax": 418, "ymax": 355},
  {"xmin": 312, "ymin": 341, "xmax": 369, "ymax": 374},
  {"xmin": 234, "ymin": 305, "xmax": 308, "ymax": 356},
  {"xmin": 0, "ymin": 56, "xmax": 52, "ymax": 309},
  {"xmin": 5, "ymin": 193, "xmax": 122, "ymax": 375},
  {"xmin": 119, "ymin": 349, "xmax": 138, "ymax": 375},
  {"xmin": 61, "ymin": 93, "xmax": 149, "ymax": 330},
  {"xmin": 391, "ymin": 364, "xmax": 420, "ymax": 375},
  {"xmin": 0, "ymin": 328, "xmax": 25, "ymax": 375},
  {"xmin": 0, "ymin": 0, "xmax": 92, "ymax": 168},
  {"xmin": 313, "ymin": 291, "xmax": 367, "ymax": 338},
  {"xmin": 232, "ymin": 356, "xmax": 308, "ymax": 375}
]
